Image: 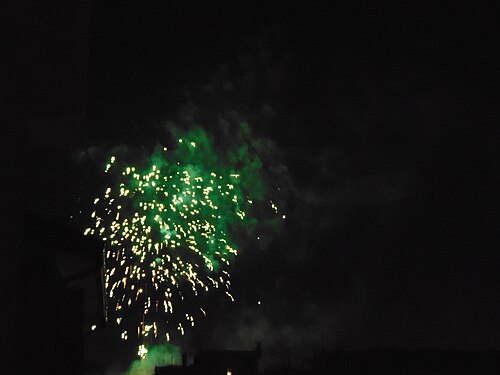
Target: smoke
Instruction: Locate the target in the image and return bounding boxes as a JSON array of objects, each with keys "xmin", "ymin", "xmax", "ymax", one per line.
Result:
[
  {"xmin": 125, "ymin": 344, "xmax": 181, "ymax": 375},
  {"xmin": 193, "ymin": 278, "xmax": 368, "ymax": 370},
  {"xmin": 82, "ymin": 18, "xmax": 415, "ymax": 372}
]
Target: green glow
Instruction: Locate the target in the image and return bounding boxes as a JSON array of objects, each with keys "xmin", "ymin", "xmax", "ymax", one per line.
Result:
[
  {"xmin": 85, "ymin": 124, "xmax": 278, "ymax": 348},
  {"xmin": 129, "ymin": 344, "xmax": 181, "ymax": 372}
]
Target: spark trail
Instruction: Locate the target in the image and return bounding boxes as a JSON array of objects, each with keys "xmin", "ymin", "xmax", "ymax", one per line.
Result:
[{"xmin": 84, "ymin": 125, "xmax": 282, "ymax": 356}]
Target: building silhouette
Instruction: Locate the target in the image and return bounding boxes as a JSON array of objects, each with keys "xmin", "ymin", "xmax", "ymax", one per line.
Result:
[
  {"xmin": 312, "ymin": 349, "xmax": 500, "ymax": 375},
  {"xmin": 155, "ymin": 344, "xmax": 262, "ymax": 375},
  {"xmin": 19, "ymin": 214, "xmax": 103, "ymax": 375}
]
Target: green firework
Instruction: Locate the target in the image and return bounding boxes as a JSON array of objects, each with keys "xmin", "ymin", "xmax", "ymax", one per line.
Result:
[{"xmin": 85, "ymin": 124, "xmax": 281, "ymax": 347}]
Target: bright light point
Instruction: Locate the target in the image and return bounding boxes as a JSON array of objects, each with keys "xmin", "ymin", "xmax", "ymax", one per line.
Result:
[
  {"xmin": 138, "ymin": 344, "xmax": 148, "ymax": 359},
  {"xmin": 282, "ymin": 215, "xmax": 286, "ymax": 219},
  {"xmin": 91, "ymin": 325, "xmax": 97, "ymax": 331},
  {"xmin": 227, "ymin": 369, "xmax": 233, "ymax": 375},
  {"xmin": 257, "ymin": 301, "xmax": 261, "ymax": 305},
  {"xmin": 191, "ymin": 142, "xmax": 196, "ymax": 147}
]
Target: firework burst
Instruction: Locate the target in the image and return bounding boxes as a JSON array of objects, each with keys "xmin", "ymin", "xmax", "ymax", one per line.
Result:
[{"xmin": 85, "ymin": 125, "xmax": 282, "ymax": 352}]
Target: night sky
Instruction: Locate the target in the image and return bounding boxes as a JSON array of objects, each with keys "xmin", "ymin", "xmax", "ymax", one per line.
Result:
[{"xmin": 12, "ymin": 1, "xmax": 498, "ymax": 374}]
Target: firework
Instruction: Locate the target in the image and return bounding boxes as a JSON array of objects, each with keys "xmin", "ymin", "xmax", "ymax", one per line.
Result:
[{"xmin": 85, "ymin": 125, "xmax": 282, "ymax": 351}]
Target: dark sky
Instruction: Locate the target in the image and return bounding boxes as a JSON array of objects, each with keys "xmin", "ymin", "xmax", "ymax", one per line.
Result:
[{"xmin": 12, "ymin": 1, "xmax": 498, "ymax": 373}]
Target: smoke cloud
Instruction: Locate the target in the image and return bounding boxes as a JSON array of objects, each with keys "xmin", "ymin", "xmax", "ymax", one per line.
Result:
[
  {"xmin": 125, "ymin": 344, "xmax": 181, "ymax": 375},
  {"xmin": 82, "ymin": 16, "xmax": 429, "ymax": 374}
]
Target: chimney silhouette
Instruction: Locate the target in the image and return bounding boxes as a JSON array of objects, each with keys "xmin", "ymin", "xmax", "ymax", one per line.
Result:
[{"xmin": 256, "ymin": 341, "xmax": 262, "ymax": 359}]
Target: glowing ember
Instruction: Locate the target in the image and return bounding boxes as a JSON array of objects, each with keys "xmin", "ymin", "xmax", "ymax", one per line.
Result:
[{"xmin": 84, "ymin": 125, "xmax": 283, "ymax": 355}]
